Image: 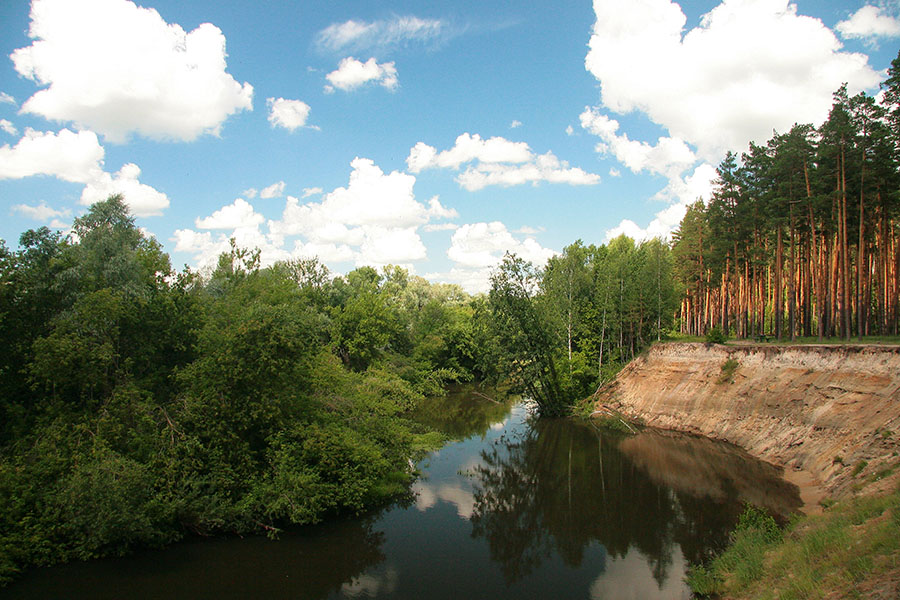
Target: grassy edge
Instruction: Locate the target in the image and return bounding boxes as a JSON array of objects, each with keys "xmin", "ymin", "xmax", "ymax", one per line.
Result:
[{"xmin": 688, "ymin": 487, "xmax": 900, "ymax": 599}]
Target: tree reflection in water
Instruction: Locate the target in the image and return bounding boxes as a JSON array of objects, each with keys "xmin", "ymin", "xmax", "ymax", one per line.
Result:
[
  {"xmin": 469, "ymin": 416, "xmax": 801, "ymax": 587},
  {"xmin": 2, "ymin": 515, "xmax": 388, "ymax": 600}
]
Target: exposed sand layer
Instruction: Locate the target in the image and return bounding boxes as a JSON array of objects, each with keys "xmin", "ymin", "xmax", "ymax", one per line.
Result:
[{"xmin": 594, "ymin": 343, "xmax": 900, "ymax": 510}]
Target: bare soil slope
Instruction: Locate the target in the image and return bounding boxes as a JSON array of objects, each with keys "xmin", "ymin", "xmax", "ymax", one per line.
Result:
[{"xmin": 595, "ymin": 343, "xmax": 900, "ymax": 504}]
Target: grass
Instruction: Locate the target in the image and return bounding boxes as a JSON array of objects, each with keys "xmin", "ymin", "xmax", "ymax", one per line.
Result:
[
  {"xmin": 688, "ymin": 487, "xmax": 900, "ymax": 599},
  {"xmin": 664, "ymin": 332, "xmax": 900, "ymax": 346},
  {"xmin": 717, "ymin": 358, "xmax": 740, "ymax": 384},
  {"xmin": 744, "ymin": 335, "xmax": 900, "ymax": 346}
]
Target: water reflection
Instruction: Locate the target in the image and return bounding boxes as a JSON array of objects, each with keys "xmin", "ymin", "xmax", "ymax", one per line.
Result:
[
  {"xmin": 1, "ymin": 516, "xmax": 387, "ymax": 600},
  {"xmin": 410, "ymin": 385, "xmax": 514, "ymax": 439},
  {"xmin": 469, "ymin": 416, "xmax": 801, "ymax": 593},
  {"xmin": 618, "ymin": 429, "xmax": 801, "ymax": 519},
  {"xmin": 410, "ymin": 480, "xmax": 476, "ymax": 519},
  {"xmin": 1, "ymin": 396, "xmax": 802, "ymax": 600}
]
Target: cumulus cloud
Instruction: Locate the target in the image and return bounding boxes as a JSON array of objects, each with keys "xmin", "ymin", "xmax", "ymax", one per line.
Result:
[
  {"xmin": 408, "ymin": 133, "xmax": 532, "ymax": 172},
  {"xmin": 324, "ymin": 57, "xmax": 398, "ymax": 93},
  {"xmin": 316, "ymin": 16, "xmax": 447, "ymax": 54},
  {"xmin": 0, "ymin": 92, "xmax": 15, "ymax": 105},
  {"xmin": 407, "ymin": 133, "xmax": 601, "ymax": 191},
  {"xmin": 510, "ymin": 120, "xmax": 522, "ymax": 129},
  {"xmin": 11, "ymin": 201, "xmax": 71, "ymax": 222},
  {"xmin": 581, "ymin": 0, "xmax": 883, "ymax": 243},
  {"xmin": 80, "ymin": 163, "xmax": 170, "ymax": 217},
  {"xmin": 0, "ymin": 120, "xmax": 17, "ymax": 136},
  {"xmin": 423, "ymin": 223, "xmax": 459, "ymax": 232},
  {"xmin": 456, "ymin": 152, "xmax": 602, "ymax": 191},
  {"xmin": 426, "ymin": 197, "xmax": 458, "ymax": 219},
  {"xmin": 425, "ymin": 221, "xmax": 557, "ymax": 293},
  {"xmin": 302, "ymin": 187, "xmax": 323, "ymax": 198},
  {"xmin": 195, "ymin": 198, "xmax": 264, "ymax": 230},
  {"xmin": 267, "ymin": 98, "xmax": 312, "ymax": 131},
  {"xmin": 604, "ymin": 163, "xmax": 718, "ymax": 243},
  {"xmin": 837, "ymin": 5, "xmax": 900, "ymax": 41},
  {"xmin": 0, "ymin": 128, "xmax": 104, "ymax": 182},
  {"xmin": 580, "ymin": 107, "xmax": 696, "ymax": 178},
  {"xmin": 0, "ymin": 127, "xmax": 168, "ymax": 217},
  {"xmin": 175, "ymin": 157, "xmax": 458, "ymax": 275},
  {"xmin": 585, "ymin": 0, "xmax": 882, "ymax": 161},
  {"xmin": 11, "ymin": 0, "xmax": 253, "ymax": 142},
  {"xmin": 259, "ymin": 180, "xmax": 286, "ymax": 199}
]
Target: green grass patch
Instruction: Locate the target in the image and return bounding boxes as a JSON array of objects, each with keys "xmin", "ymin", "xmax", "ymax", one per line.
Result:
[
  {"xmin": 688, "ymin": 488, "xmax": 900, "ymax": 599},
  {"xmin": 717, "ymin": 358, "xmax": 740, "ymax": 384}
]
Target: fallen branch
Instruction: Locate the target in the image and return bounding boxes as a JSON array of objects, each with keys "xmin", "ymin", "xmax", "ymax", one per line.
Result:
[{"xmin": 590, "ymin": 406, "xmax": 637, "ymax": 434}]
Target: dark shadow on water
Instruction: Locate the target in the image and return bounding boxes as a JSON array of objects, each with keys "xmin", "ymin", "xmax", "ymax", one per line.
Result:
[
  {"xmin": 469, "ymin": 417, "xmax": 802, "ymax": 585},
  {"xmin": 0, "ymin": 516, "xmax": 386, "ymax": 600}
]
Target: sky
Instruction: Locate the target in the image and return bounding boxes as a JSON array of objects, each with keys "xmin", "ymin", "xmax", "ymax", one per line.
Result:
[{"xmin": 1, "ymin": 0, "xmax": 899, "ymax": 292}]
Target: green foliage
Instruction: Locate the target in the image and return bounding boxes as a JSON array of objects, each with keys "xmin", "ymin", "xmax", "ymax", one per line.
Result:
[
  {"xmin": 0, "ymin": 199, "xmax": 476, "ymax": 585},
  {"xmin": 687, "ymin": 505, "xmax": 782, "ymax": 596},
  {"xmin": 705, "ymin": 326, "xmax": 727, "ymax": 344},
  {"xmin": 0, "ymin": 195, "xmax": 682, "ymax": 584},
  {"xmin": 717, "ymin": 357, "xmax": 740, "ymax": 384}
]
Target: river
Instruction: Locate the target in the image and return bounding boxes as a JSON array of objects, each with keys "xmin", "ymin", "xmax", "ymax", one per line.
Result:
[{"xmin": 1, "ymin": 388, "xmax": 801, "ymax": 599}]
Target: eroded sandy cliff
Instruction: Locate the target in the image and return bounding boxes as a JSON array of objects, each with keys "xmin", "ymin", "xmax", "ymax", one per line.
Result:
[{"xmin": 594, "ymin": 343, "xmax": 900, "ymax": 504}]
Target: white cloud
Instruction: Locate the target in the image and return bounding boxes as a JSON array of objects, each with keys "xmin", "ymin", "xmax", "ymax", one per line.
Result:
[
  {"xmin": 260, "ymin": 180, "xmax": 286, "ymax": 199},
  {"xmin": 0, "ymin": 128, "xmax": 104, "ymax": 182},
  {"xmin": 407, "ymin": 133, "xmax": 600, "ymax": 191},
  {"xmin": 423, "ymin": 223, "xmax": 459, "ymax": 232},
  {"xmin": 292, "ymin": 240, "xmax": 356, "ymax": 263},
  {"xmin": 0, "ymin": 127, "xmax": 168, "ymax": 217},
  {"xmin": 324, "ymin": 57, "xmax": 398, "ymax": 93},
  {"xmin": 273, "ymin": 158, "xmax": 428, "ymax": 234},
  {"xmin": 456, "ymin": 152, "xmax": 601, "ymax": 191},
  {"xmin": 172, "ymin": 221, "xmax": 289, "ymax": 274},
  {"xmin": 267, "ymin": 98, "xmax": 312, "ymax": 131},
  {"xmin": 585, "ymin": 0, "xmax": 882, "ymax": 161},
  {"xmin": 0, "ymin": 120, "xmax": 18, "ymax": 136},
  {"xmin": 316, "ymin": 16, "xmax": 446, "ymax": 54},
  {"xmin": 426, "ymin": 197, "xmax": 458, "ymax": 219},
  {"xmin": 428, "ymin": 221, "xmax": 558, "ymax": 293},
  {"xmin": 302, "ymin": 187, "xmax": 323, "ymax": 198},
  {"xmin": 11, "ymin": 201, "xmax": 71, "ymax": 222},
  {"xmin": 242, "ymin": 187, "xmax": 258, "ymax": 199},
  {"xmin": 580, "ymin": 107, "xmax": 697, "ymax": 178},
  {"xmin": 195, "ymin": 198, "xmax": 264, "ymax": 230},
  {"xmin": 425, "ymin": 221, "xmax": 557, "ymax": 293},
  {"xmin": 80, "ymin": 163, "xmax": 169, "ymax": 217},
  {"xmin": 565, "ymin": 125, "xmax": 575, "ymax": 136},
  {"xmin": 446, "ymin": 222, "xmax": 553, "ymax": 268},
  {"xmin": 176, "ymin": 158, "xmax": 452, "ymax": 274},
  {"xmin": 11, "ymin": 0, "xmax": 253, "ymax": 142},
  {"xmin": 603, "ymin": 163, "xmax": 717, "ymax": 243},
  {"xmin": 0, "ymin": 92, "xmax": 15, "ymax": 105},
  {"xmin": 408, "ymin": 134, "xmax": 532, "ymax": 172},
  {"xmin": 510, "ymin": 119, "xmax": 522, "ymax": 129},
  {"xmin": 837, "ymin": 5, "xmax": 900, "ymax": 40},
  {"xmin": 609, "ymin": 167, "xmax": 621, "ymax": 177}
]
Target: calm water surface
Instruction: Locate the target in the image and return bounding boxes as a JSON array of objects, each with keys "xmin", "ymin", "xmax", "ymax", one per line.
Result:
[{"xmin": 2, "ymin": 389, "xmax": 801, "ymax": 599}]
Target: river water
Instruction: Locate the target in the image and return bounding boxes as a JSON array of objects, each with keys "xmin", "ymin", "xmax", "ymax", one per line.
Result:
[{"xmin": 2, "ymin": 389, "xmax": 801, "ymax": 599}]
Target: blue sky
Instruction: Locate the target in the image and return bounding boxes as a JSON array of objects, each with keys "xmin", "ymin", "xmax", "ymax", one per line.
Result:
[{"xmin": 1, "ymin": 0, "xmax": 899, "ymax": 291}]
